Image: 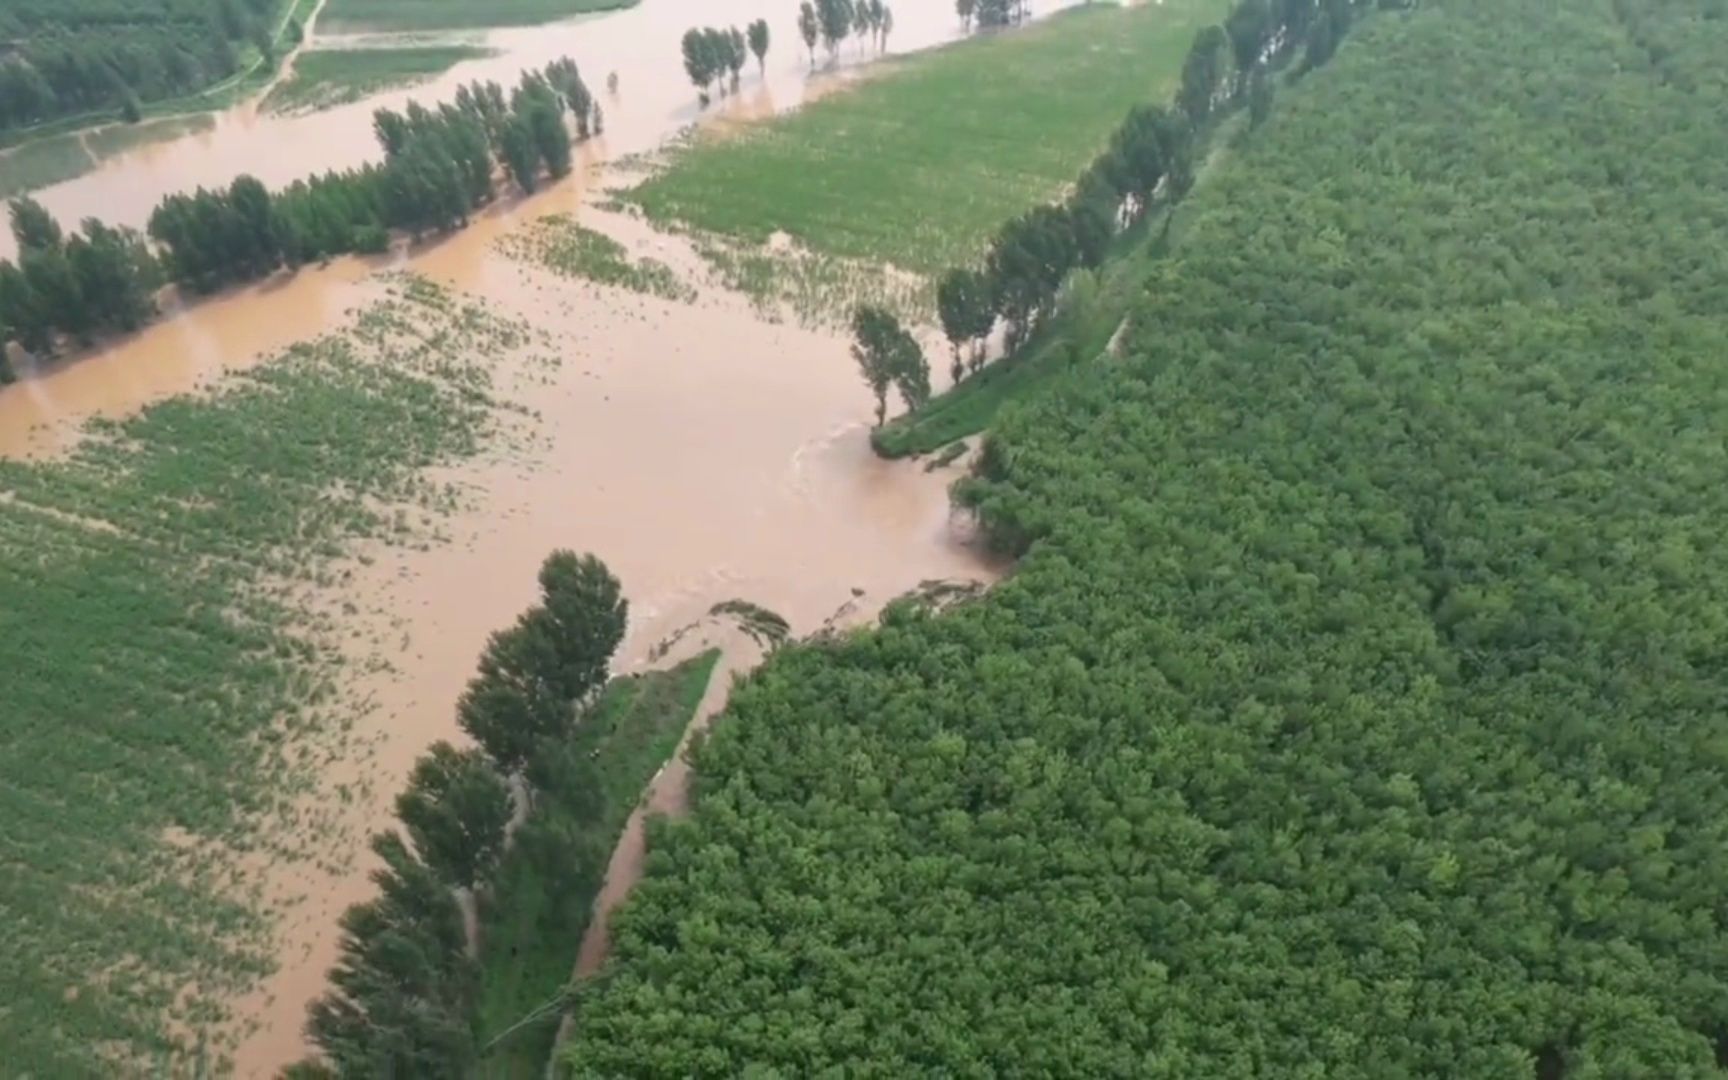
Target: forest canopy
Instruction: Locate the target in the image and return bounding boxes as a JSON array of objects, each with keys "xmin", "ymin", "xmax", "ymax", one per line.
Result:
[
  {"xmin": 0, "ymin": 0, "xmax": 284, "ymax": 132},
  {"xmin": 560, "ymin": 0, "xmax": 1728, "ymax": 1075}
]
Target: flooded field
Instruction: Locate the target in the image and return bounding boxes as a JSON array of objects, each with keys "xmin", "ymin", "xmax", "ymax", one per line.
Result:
[
  {"xmin": 219, "ymin": 199, "xmax": 998, "ymax": 1072},
  {"xmin": 0, "ymin": 0, "xmax": 1077, "ymax": 261},
  {"xmin": 0, "ymin": 1, "xmax": 1069, "ymax": 1073},
  {"xmin": 0, "ymin": 7, "xmax": 1033, "ymax": 1075}
]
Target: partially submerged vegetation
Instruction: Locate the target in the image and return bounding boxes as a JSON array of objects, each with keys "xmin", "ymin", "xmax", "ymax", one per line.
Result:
[
  {"xmin": 691, "ymin": 232, "xmax": 931, "ymax": 330},
  {"xmin": 320, "ymin": 0, "xmax": 637, "ymax": 33},
  {"xmin": 0, "ymin": 276, "xmax": 523, "ymax": 1073},
  {"xmin": 0, "ymin": 58, "xmax": 600, "ymax": 375},
  {"xmin": 708, "ymin": 600, "xmax": 790, "ymax": 650},
  {"xmin": 496, "ymin": 215, "xmax": 695, "ymax": 302},
  {"xmin": 262, "ymin": 45, "xmax": 494, "ymax": 115},
  {"xmin": 872, "ymin": 207, "xmax": 1180, "ymax": 457},
  {"xmin": 563, "ymin": 0, "xmax": 1728, "ymax": 1073},
  {"xmin": 629, "ymin": 0, "xmax": 1231, "ymax": 274}
]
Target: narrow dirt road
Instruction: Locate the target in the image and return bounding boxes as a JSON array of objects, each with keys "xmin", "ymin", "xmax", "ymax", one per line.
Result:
[{"xmin": 540, "ymin": 622, "xmax": 760, "ymax": 1069}]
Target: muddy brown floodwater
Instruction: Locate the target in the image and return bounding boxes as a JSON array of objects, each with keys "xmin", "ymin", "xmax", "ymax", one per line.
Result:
[
  {"xmin": 215, "ymin": 198, "xmax": 1002, "ymax": 1074},
  {"xmin": 1, "ymin": 0, "xmax": 1075, "ymax": 261},
  {"xmin": 0, "ymin": 1, "xmax": 1064, "ymax": 1074}
]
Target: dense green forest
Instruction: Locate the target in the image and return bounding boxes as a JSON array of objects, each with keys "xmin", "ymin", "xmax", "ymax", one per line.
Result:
[
  {"xmin": 560, "ymin": 0, "xmax": 1728, "ymax": 1074},
  {"xmin": 0, "ymin": 0, "xmax": 286, "ymax": 133}
]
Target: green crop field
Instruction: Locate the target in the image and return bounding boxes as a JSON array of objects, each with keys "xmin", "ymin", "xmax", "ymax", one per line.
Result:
[
  {"xmin": 320, "ymin": 0, "xmax": 634, "ymax": 33},
  {"xmin": 263, "ymin": 46, "xmax": 494, "ymax": 114},
  {"xmin": 628, "ymin": 0, "xmax": 1231, "ymax": 274},
  {"xmin": 0, "ymin": 277, "xmax": 528, "ymax": 1074}
]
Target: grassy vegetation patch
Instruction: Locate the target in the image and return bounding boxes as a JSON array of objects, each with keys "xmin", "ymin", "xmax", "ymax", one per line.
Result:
[
  {"xmin": 321, "ymin": 0, "xmax": 636, "ymax": 33},
  {"xmin": 0, "ymin": 134, "xmax": 94, "ymax": 198},
  {"xmin": 628, "ymin": 0, "xmax": 1231, "ymax": 275},
  {"xmin": 85, "ymin": 115, "xmax": 217, "ymax": 160},
  {"xmin": 0, "ymin": 114, "xmax": 216, "ymax": 200},
  {"xmin": 0, "ymin": 276, "xmax": 528, "ymax": 1074},
  {"xmin": 263, "ymin": 46, "xmax": 494, "ymax": 114},
  {"xmin": 474, "ymin": 648, "xmax": 721, "ymax": 1077},
  {"xmin": 496, "ymin": 214, "xmax": 695, "ymax": 302}
]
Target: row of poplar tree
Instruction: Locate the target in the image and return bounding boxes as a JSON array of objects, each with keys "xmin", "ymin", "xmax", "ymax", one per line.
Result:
[
  {"xmin": 0, "ymin": 56, "xmax": 599, "ymax": 382},
  {"xmin": 793, "ymin": 0, "xmax": 896, "ymax": 67},
  {"xmin": 679, "ymin": 21, "xmax": 771, "ymax": 101},
  {"xmin": 932, "ymin": 0, "xmax": 1371, "ymax": 384},
  {"xmin": 297, "ymin": 551, "xmax": 629, "ymax": 1077}
]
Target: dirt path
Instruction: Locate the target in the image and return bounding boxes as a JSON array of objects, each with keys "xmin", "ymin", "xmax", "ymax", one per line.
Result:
[
  {"xmin": 574, "ymin": 628, "xmax": 759, "ymax": 972},
  {"xmin": 536, "ymin": 623, "xmax": 761, "ymax": 1074},
  {"xmin": 252, "ymin": 0, "xmax": 332, "ymax": 113}
]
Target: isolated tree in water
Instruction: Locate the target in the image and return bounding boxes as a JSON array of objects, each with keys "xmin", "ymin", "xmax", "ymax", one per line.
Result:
[
  {"xmin": 458, "ymin": 550, "xmax": 626, "ymax": 774},
  {"xmin": 851, "ymin": 0, "xmax": 871, "ymax": 53},
  {"xmin": 975, "ymin": 0, "xmax": 1011, "ymax": 29},
  {"xmin": 66, "ymin": 220, "xmax": 159, "ymax": 334},
  {"xmin": 818, "ymin": 0, "xmax": 852, "ymax": 60},
  {"xmin": 537, "ymin": 549, "xmax": 628, "ymax": 701},
  {"xmin": 748, "ymin": 18, "xmax": 771, "ymax": 74},
  {"xmin": 727, "ymin": 26, "xmax": 748, "ymax": 88},
  {"xmin": 22, "ymin": 246, "xmax": 90, "ymax": 344},
  {"xmin": 798, "ymin": 2, "xmax": 820, "ymax": 66},
  {"xmin": 395, "ymin": 742, "xmax": 512, "ymax": 890},
  {"xmin": 500, "ymin": 117, "xmax": 539, "ymax": 193},
  {"xmin": 682, "ymin": 26, "xmax": 738, "ymax": 99},
  {"xmin": 851, "ymin": 304, "xmax": 929, "ymax": 425},
  {"xmin": 0, "ymin": 261, "xmax": 52, "ymax": 355}
]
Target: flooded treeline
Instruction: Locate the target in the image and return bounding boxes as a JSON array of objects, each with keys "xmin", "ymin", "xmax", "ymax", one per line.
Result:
[
  {"xmin": 301, "ymin": 551, "xmax": 632, "ymax": 1076},
  {"xmin": 928, "ymin": 0, "xmax": 1366, "ymax": 389},
  {"xmin": 0, "ymin": 58, "xmax": 601, "ymax": 382}
]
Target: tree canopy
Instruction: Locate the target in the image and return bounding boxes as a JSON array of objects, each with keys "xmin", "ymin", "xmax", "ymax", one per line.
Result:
[
  {"xmin": 306, "ymin": 551, "xmax": 632, "ymax": 1072},
  {"xmin": 850, "ymin": 303, "xmax": 928, "ymax": 426},
  {"xmin": 562, "ymin": 0, "xmax": 1728, "ymax": 1073},
  {"xmin": 395, "ymin": 741, "xmax": 512, "ymax": 890},
  {"xmin": 458, "ymin": 550, "xmax": 627, "ymax": 774},
  {"xmin": 0, "ymin": 0, "xmax": 278, "ymax": 133}
]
